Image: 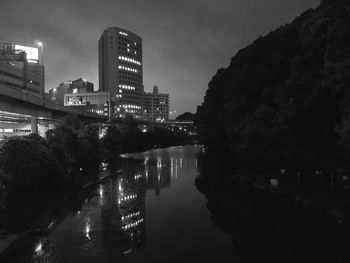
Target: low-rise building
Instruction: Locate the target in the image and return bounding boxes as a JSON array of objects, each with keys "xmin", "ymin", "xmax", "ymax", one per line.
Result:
[
  {"xmin": 49, "ymin": 78, "xmax": 94, "ymax": 105},
  {"xmin": 64, "ymin": 91, "xmax": 111, "ymax": 117},
  {"xmin": 142, "ymin": 86, "xmax": 169, "ymax": 122}
]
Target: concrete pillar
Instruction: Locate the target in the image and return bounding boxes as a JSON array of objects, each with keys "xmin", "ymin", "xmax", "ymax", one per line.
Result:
[{"xmin": 31, "ymin": 118, "xmax": 38, "ymax": 134}]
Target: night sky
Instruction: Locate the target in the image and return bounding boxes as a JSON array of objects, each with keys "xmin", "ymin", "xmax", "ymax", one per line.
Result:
[{"xmin": 1, "ymin": 0, "xmax": 319, "ymax": 117}]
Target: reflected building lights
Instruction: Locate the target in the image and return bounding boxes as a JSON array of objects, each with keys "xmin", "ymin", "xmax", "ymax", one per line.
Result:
[
  {"xmin": 122, "ymin": 218, "xmax": 144, "ymax": 230},
  {"xmin": 180, "ymin": 158, "xmax": 183, "ymax": 168},
  {"xmin": 134, "ymin": 174, "xmax": 142, "ymax": 180},
  {"xmin": 157, "ymin": 158, "xmax": 162, "ymax": 169},
  {"xmin": 121, "ymin": 211, "xmax": 141, "ymax": 221},
  {"xmin": 119, "ymin": 194, "xmax": 137, "ymax": 204}
]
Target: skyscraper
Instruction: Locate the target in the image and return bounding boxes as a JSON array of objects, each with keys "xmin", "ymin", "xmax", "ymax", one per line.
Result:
[{"xmin": 99, "ymin": 27, "xmax": 143, "ymax": 119}]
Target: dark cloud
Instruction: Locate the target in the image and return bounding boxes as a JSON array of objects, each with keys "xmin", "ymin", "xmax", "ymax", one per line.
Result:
[{"xmin": 1, "ymin": 0, "xmax": 320, "ymax": 115}]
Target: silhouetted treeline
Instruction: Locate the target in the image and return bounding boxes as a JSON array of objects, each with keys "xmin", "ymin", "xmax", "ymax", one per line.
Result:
[
  {"xmin": 175, "ymin": 112, "xmax": 195, "ymax": 121},
  {"xmin": 0, "ymin": 114, "xmax": 193, "ymax": 205},
  {"xmin": 197, "ymin": 0, "xmax": 350, "ymax": 170},
  {"xmin": 102, "ymin": 116, "xmax": 193, "ymax": 157},
  {"xmin": 0, "ymin": 115, "xmax": 100, "ymax": 201}
]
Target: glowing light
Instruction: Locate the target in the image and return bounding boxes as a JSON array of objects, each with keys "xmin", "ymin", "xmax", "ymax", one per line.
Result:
[
  {"xmin": 48, "ymin": 221, "xmax": 55, "ymax": 229},
  {"xmin": 85, "ymin": 223, "xmax": 91, "ymax": 240},
  {"xmin": 171, "ymin": 158, "xmax": 174, "ymax": 177},
  {"xmin": 119, "ymin": 31, "xmax": 128, "ymax": 36},
  {"xmin": 15, "ymin": 44, "xmax": 39, "ymax": 61},
  {"xmin": 134, "ymin": 174, "xmax": 142, "ymax": 180},
  {"xmin": 157, "ymin": 159, "xmax": 162, "ymax": 168},
  {"xmin": 35, "ymin": 242, "xmax": 43, "ymax": 253},
  {"xmin": 99, "ymin": 185, "xmax": 103, "ymax": 198}
]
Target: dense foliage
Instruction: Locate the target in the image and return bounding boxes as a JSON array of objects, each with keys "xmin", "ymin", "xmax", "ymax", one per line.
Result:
[
  {"xmin": 102, "ymin": 116, "xmax": 192, "ymax": 156},
  {"xmin": 175, "ymin": 112, "xmax": 195, "ymax": 121},
  {"xmin": 0, "ymin": 134, "xmax": 61, "ymax": 194},
  {"xmin": 0, "ymin": 115, "xmax": 101, "ymax": 197},
  {"xmin": 197, "ymin": 0, "xmax": 350, "ymax": 169},
  {"xmin": 46, "ymin": 114, "xmax": 101, "ymax": 178}
]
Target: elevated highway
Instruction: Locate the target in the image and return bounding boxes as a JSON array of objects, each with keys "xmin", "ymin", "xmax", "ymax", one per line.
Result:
[{"xmin": 0, "ymin": 83, "xmax": 107, "ymax": 138}]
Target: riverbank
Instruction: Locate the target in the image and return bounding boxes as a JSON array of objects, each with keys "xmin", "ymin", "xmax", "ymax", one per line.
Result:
[
  {"xmin": 0, "ymin": 164, "xmax": 116, "ymax": 262},
  {"xmin": 195, "ymin": 173, "xmax": 350, "ymax": 262}
]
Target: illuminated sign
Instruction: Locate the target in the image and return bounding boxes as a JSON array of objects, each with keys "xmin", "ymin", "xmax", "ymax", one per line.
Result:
[
  {"xmin": 15, "ymin": 45, "xmax": 39, "ymax": 62},
  {"xmin": 67, "ymin": 96, "xmax": 85, "ymax": 105}
]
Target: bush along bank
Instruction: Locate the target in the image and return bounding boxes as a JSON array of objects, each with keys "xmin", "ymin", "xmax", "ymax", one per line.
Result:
[
  {"xmin": 0, "ymin": 115, "xmax": 101, "ymax": 205},
  {"xmin": 102, "ymin": 115, "xmax": 194, "ymax": 157},
  {"xmin": 0, "ymin": 114, "xmax": 194, "ymax": 207}
]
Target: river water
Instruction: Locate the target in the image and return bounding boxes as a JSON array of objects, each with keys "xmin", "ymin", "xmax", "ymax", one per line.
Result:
[{"xmin": 7, "ymin": 145, "xmax": 237, "ymax": 262}]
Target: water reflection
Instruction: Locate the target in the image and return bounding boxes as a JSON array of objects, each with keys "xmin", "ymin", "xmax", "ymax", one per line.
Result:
[{"xmin": 5, "ymin": 146, "xmax": 206, "ymax": 262}]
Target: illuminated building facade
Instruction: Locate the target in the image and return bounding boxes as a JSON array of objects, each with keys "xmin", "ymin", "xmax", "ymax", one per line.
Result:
[
  {"xmin": 143, "ymin": 85, "xmax": 169, "ymax": 122},
  {"xmin": 99, "ymin": 27, "xmax": 143, "ymax": 119},
  {"xmin": 49, "ymin": 77, "xmax": 94, "ymax": 105},
  {"xmin": 0, "ymin": 43, "xmax": 44, "ymax": 98}
]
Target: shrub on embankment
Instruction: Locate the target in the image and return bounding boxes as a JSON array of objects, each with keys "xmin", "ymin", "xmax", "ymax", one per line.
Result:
[
  {"xmin": 0, "ymin": 134, "xmax": 61, "ymax": 195},
  {"xmin": 102, "ymin": 116, "xmax": 193, "ymax": 156},
  {"xmin": 46, "ymin": 114, "xmax": 101, "ymax": 175},
  {"xmin": 0, "ymin": 115, "xmax": 101, "ymax": 199}
]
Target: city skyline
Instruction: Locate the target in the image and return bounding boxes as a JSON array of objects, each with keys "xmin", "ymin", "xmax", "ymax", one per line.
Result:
[{"xmin": 0, "ymin": 0, "xmax": 319, "ymax": 116}]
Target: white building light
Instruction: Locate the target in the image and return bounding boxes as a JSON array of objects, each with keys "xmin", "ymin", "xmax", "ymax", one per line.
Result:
[{"xmin": 119, "ymin": 31, "xmax": 128, "ymax": 36}]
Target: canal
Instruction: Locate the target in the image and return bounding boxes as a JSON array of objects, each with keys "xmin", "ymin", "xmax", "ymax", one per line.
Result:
[{"xmin": 6, "ymin": 145, "xmax": 237, "ymax": 262}]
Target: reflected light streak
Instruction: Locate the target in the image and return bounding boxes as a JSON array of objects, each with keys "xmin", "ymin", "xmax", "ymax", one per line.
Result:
[
  {"xmin": 170, "ymin": 158, "xmax": 174, "ymax": 178},
  {"xmin": 175, "ymin": 159, "xmax": 178, "ymax": 178},
  {"xmin": 157, "ymin": 158, "xmax": 162, "ymax": 168},
  {"xmin": 118, "ymin": 179, "xmax": 123, "ymax": 192},
  {"xmin": 48, "ymin": 221, "xmax": 55, "ymax": 229},
  {"xmin": 85, "ymin": 221, "xmax": 91, "ymax": 240},
  {"xmin": 99, "ymin": 185, "xmax": 103, "ymax": 198},
  {"xmin": 35, "ymin": 242, "xmax": 43, "ymax": 254}
]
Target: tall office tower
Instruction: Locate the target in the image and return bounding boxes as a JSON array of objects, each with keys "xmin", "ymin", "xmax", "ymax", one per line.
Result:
[{"xmin": 99, "ymin": 27, "xmax": 143, "ymax": 119}]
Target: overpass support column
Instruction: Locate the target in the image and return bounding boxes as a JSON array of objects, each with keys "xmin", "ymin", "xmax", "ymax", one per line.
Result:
[{"xmin": 31, "ymin": 118, "xmax": 38, "ymax": 134}]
